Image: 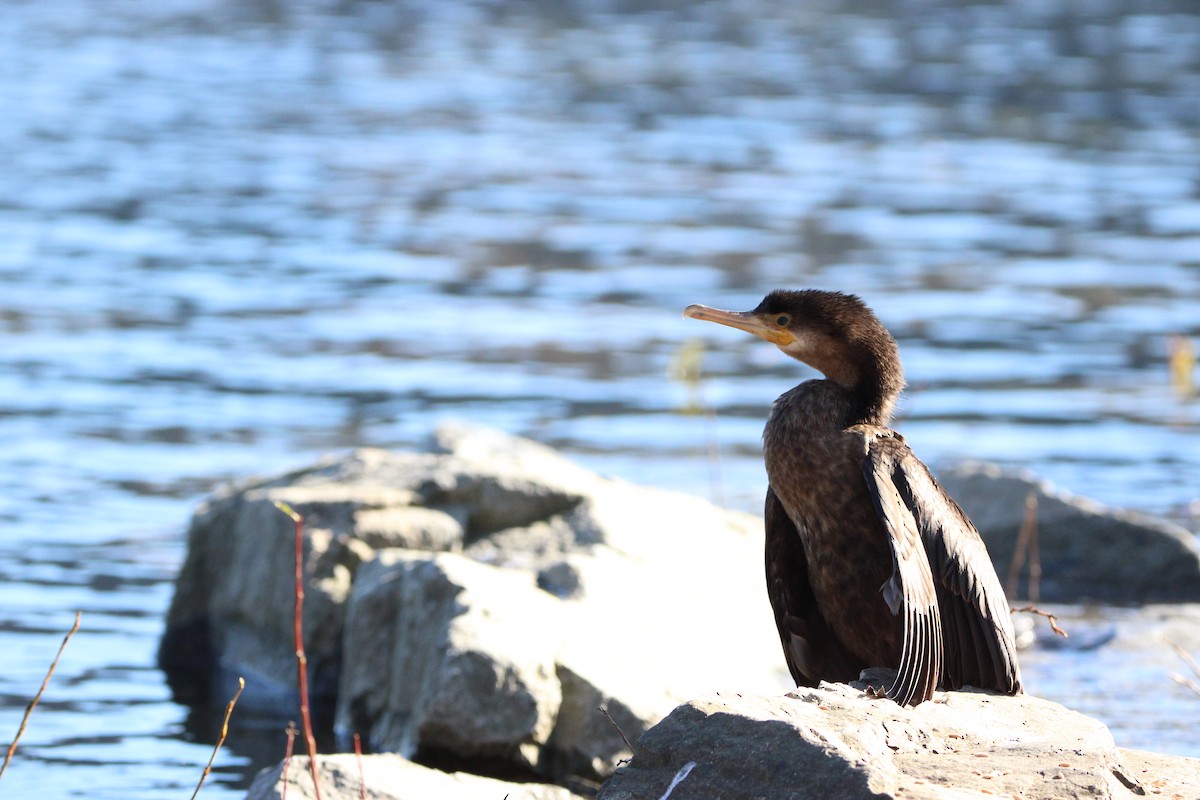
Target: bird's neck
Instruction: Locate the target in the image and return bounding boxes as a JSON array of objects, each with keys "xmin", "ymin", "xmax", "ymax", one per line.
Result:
[
  {"xmin": 816, "ymin": 350, "xmax": 903, "ymax": 427},
  {"xmin": 849, "ymin": 362, "xmax": 902, "ymax": 426}
]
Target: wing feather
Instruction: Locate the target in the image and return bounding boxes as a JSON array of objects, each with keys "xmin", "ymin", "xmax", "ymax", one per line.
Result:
[
  {"xmin": 864, "ymin": 432, "xmax": 1023, "ymax": 695},
  {"xmin": 861, "ymin": 438, "xmax": 943, "ymax": 706}
]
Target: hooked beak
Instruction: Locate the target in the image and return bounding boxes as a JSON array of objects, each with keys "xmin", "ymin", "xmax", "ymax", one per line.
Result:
[{"xmin": 683, "ymin": 304, "xmax": 794, "ymax": 346}]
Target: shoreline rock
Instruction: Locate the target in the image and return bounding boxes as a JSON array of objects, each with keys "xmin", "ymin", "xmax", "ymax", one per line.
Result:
[
  {"xmin": 160, "ymin": 424, "xmax": 788, "ymax": 794},
  {"xmin": 245, "ymin": 754, "xmax": 586, "ymax": 800},
  {"xmin": 156, "ymin": 424, "xmax": 1200, "ymax": 798},
  {"xmin": 596, "ymin": 685, "xmax": 1200, "ymax": 800},
  {"xmin": 939, "ymin": 462, "xmax": 1200, "ymax": 604}
]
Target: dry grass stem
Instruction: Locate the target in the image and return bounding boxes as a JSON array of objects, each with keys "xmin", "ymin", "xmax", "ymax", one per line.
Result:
[
  {"xmin": 0, "ymin": 610, "xmax": 82, "ymax": 783},
  {"xmin": 669, "ymin": 339, "xmax": 725, "ymax": 507},
  {"xmin": 190, "ymin": 676, "xmax": 246, "ymax": 800},
  {"xmin": 1164, "ymin": 638, "xmax": 1200, "ymax": 677},
  {"xmin": 1170, "ymin": 673, "xmax": 1200, "ymax": 698},
  {"xmin": 597, "ymin": 705, "xmax": 634, "ymax": 753},
  {"xmin": 1005, "ymin": 493, "xmax": 1040, "ymax": 602},
  {"xmin": 1163, "ymin": 638, "xmax": 1200, "ymax": 698},
  {"xmin": 275, "ymin": 502, "xmax": 323, "ymax": 800},
  {"xmin": 1013, "ymin": 604, "xmax": 1068, "ymax": 638}
]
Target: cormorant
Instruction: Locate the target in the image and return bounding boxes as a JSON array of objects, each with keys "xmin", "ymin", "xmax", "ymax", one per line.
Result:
[{"xmin": 684, "ymin": 289, "xmax": 1022, "ymax": 706}]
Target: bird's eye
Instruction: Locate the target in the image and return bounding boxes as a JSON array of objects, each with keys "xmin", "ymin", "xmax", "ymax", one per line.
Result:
[{"xmin": 776, "ymin": 315, "xmax": 790, "ymax": 327}]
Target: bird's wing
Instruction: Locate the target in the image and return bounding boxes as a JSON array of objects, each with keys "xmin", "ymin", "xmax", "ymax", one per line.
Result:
[
  {"xmin": 858, "ymin": 430, "xmax": 943, "ymax": 706},
  {"xmin": 765, "ymin": 486, "xmax": 863, "ymax": 687},
  {"xmin": 861, "ymin": 429, "xmax": 1022, "ymax": 696}
]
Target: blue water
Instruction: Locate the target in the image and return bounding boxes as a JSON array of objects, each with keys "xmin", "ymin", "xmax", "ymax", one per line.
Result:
[{"xmin": 2, "ymin": 0, "xmax": 1200, "ymax": 796}]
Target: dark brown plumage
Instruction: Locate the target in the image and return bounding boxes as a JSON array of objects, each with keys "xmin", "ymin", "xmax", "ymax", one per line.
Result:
[{"xmin": 684, "ymin": 289, "xmax": 1022, "ymax": 706}]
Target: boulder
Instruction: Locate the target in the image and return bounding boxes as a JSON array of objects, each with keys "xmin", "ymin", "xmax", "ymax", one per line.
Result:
[
  {"xmin": 597, "ymin": 684, "xmax": 1200, "ymax": 800},
  {"xmin": 245, "ymin": 754, "xmax": 585, "ymax": 800},
  {"xmin": 939, "ymin": 462, "xmax": 1200, "ymax": 604},
  {"xmin": 336, "ymin": 550, "xmax": 564, "ymax": 770},
  {"xmin": 159, "ymin": 423, "xmax": 787, "ymax": 790},
  {"xmin": 159, "ymin": 433, "xmax": 604, "ymax": 712}
]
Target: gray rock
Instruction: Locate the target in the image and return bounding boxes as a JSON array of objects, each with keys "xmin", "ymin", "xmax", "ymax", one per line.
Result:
[
  {"xmin": 425, "ymin": 422, "xmax": 600, "ymax": 537},
  {"xmin": 159, "ymin": 481, "xmax": 388, "ymax": 714},
  {"xmin": 333, "ymin": 477, "xmax": 786, "ymax": 782},
  {"xmin": 246, "ymin": 754, "xmax": 585, "ymax": 800},
  {"xmin": 536, "ymin": 560, "xmax": 584, "ymax": 599},
  {"xmin": 1118, "ymin": 749, "xmax": 1200, "ymax": 800},
  {"xmin": 545, "ymin": 662, "xmax": 647, "ymax": 780},
  {"xmin": 161, "ymin": 423, "xmax": 783, "ymax": 790},
  {"xmin": 336, "ymin": 550, "xmax": 563, "ymax": 770},
  {"xmin": 162, "ymin": 425, "xmax": 1200, "ymax": 798},
  {"xmin": 939, "ymin": 462, "xmax": 1200, "ymax": 603},
  {"xmin": 598, "ymin": 685, "xmax": 1200, "ymax": 800},
  {"xmin": 353, "ymin": 506, "xmax": 464, "ymax": 552}
]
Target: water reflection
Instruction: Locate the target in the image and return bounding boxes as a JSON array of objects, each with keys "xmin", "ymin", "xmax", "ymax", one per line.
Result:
[{"xmin": 1, "ymin": 0, "xmax": 1199, "ymax": 795}]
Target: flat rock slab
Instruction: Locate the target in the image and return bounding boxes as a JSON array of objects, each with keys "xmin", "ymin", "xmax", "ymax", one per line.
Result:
[
  {"xmin": 246, "ymin": 754, "xmax": 586, "ymax": 800},
  {"xmin": 1117, "ymin": 749, "xmax": 1200, "ymax": 799},
  {"xmin": 598, "ymin": 684, "xmax": 1198, "ymax": 800}
]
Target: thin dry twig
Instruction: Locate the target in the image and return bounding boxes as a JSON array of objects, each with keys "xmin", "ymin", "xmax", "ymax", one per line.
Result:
[
  {"xmin": 0, "ymin": 610, "xmax": 82, "ymax": 783},
  {"xmin": 597, "ymin": 706, "xmax": 634, "ymax": 753},
  {"xmin": 1013, "ymin": 604, "xmax": 1068, "ymax": 638},
  {"xmin": 275, "ymin": 502, "xmax": 323, "ymax": 800},
  {"xmin": 353, "ymin": 733, "xmax": 366, "ymax": 800},
  {"xmin": 190, "ymin": 677, "xmax": 246, "ymax": 800}
]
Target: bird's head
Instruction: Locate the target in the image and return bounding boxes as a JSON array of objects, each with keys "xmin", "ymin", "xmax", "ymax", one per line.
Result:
[{"xmin": 683, "ymin": 289, "xmax": 904, "ymax": 418}]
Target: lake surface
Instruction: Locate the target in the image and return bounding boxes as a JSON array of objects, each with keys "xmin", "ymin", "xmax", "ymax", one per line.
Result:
[{"xmin": 2, "ymin": 0, "xmax": 1199, "ymax": 796}]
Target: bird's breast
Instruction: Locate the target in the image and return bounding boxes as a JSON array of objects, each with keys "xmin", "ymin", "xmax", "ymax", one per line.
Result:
[{"xmin": 763, "ymin": 408, "xmax": 901, "ymax": 663}]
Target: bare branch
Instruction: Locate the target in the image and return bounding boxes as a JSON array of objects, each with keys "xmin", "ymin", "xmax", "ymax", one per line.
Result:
[
  {"xmin": 1012, "ymin": 604, "xmax": 1068, "ymax": 638},
  {"xmin": 275, "ymin": 502, "xmax": 323, "ymax": 800},
  {"xmin": 0, "ymin": 611, "xmax": 82, "ymax": 783},
  {"xmin": 353, "ymin": 733, "xmax": 366, "ymax": 800},
  {"xmin": 191, "ymin": 677, "xmax": 246, "ymax": 800},
  {"xmin": 281, "ymin": 723, "xmax": 297, "ymax": 800}
]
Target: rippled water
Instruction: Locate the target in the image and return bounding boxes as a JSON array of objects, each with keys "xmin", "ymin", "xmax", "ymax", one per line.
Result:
[{"xmin": 2, "ymin": 0, "xmax": 1200, "ymax": 796}]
